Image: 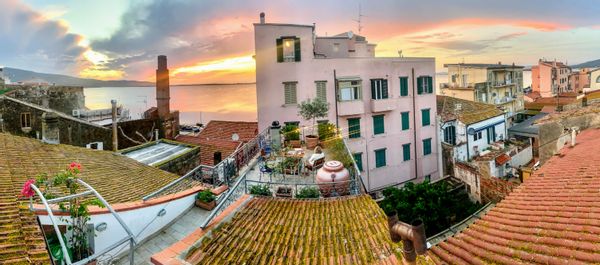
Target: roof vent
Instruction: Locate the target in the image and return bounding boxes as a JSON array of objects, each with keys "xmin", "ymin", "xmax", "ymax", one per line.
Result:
[{"xmin": 455, "ymin": 103, "xmax": 462, "ymax": 111}]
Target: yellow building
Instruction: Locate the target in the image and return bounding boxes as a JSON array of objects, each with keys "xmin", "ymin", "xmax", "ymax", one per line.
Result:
[
  {"xmin": 588, "ymin": 68, "xmax": 600, "ymax": 92},
  {"xmin": 440, "ymin": 63, "xmax": 525, "ymax": 126}
]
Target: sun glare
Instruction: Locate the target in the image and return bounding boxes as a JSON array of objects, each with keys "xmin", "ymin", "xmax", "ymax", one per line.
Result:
[{"xmin": 172, "ymin": 55, "xmax": 255, "ymax": 75}]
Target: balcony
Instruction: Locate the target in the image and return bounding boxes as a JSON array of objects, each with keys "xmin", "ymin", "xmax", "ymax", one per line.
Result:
[
  {"xmin": 370, "ymin": 98, "xmax": 397, "ymax": 113},
  {"xmin": 337, "ymin": 100, "xmax": 365, "ymax": 116},
  {"xmin": 494, "ymin": 96, "xmax": 516, "ymax": 105}
]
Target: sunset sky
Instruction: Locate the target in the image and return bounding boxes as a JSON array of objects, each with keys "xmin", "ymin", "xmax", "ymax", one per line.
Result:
[{"xmin": 2, "ymin": 0, "xmax": 600, "ymax": 84}]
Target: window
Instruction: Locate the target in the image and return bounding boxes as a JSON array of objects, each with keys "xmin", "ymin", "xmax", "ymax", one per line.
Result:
[
  {"xmin": 487, "ymin": 126, "xmax": 496, "ymax": 144},
  {"xmin": 370, "ymin": 79, "xmax": 388, "ymax": 100},
  {"xmin": 421, "ymin": 109, "xmax": 430, "ymax": 126},
  {"xmin": 338, "ymin": 80, "xmax": 361, "ymax": 101},
  {"xmin": 401, "ymin": 112, "xmax": 410, "ymax": 130},
  {"xmin": 596, "ymin": 76, "xmax": 600, "ymax": 83},
  {"xmin": 375, "ymin": 148, "xmax": 386, "ymax": 168},
  {"xmin": 444, "ymin": 125, "xmax": 456, "ymax": 145},
  {"xmin": 353, "ymin": 153, "xmax": 363, "ymax": 171},
  {"xmin": 20, "ymin": 112, "xmax": 31, "ymax": 128},
  {"xmin": 315, "ymin": 81, "xmax": 327, "ymax": 101},
  {"xmin": 213, "ymin": 152, "xmax": 222, "ymax": 164},
  {"xmin": 423, "ymin": 138, "xmax": 432, "ymax": 156},
  {"xmin": 399, "ymin": 77, "xmax": 409, "ymax": 96},
  {"xmin": 283, "ymin": 82, "xmax": 297, "ymax": 104},
  {"xmin": 372, "ymin": 115, "xmax": 385, "ymax": 135},
  {"xmin": 417, "ymin": 76, "xmax": 433, "ymax": 94},
  {"xmin": 276, "ymin": 37, "xmax": 300, "ymax": 62},
  {"xmin": 402, "ymin": 143, "xmax": 411, "ymax": 161},
  {"xmin": 473, "ymin": 131, "xmax": 483, "ymax": 141},
  {"xmin": 284, "ymin": 121, "xmax": 300, "ymax": 127},
  {"xmin": 424, "ymin": 175, "xmax": 431, "ymax": 182},
  {"xmin": 348, "ymin": 118, "xmax": 361, "ymax": 138}
]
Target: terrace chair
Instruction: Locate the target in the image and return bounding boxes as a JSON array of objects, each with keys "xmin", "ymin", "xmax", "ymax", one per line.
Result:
[
  {"xmin": 259, "ymin": 163, "xmax": 273, "ymax": 181},
  {"xmin": 305, "ymin": 157, "xmax": 325, "ymax": 176}
]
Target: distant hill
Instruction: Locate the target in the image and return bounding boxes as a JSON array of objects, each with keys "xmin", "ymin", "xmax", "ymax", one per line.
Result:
[
  {"xmin": 1, "ymin": 67, "xmax": 154, "ymax": 87},
  {"xmin": 571, "ymin": 59, "xmax": 600, "ymax": 69}
]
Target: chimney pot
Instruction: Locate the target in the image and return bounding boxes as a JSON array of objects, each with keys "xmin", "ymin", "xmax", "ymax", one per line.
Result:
[
  {"xmin": 260, "ymin": 12, "xmax": 265, "ymax": 24},
  {"xmin": 41, "ymin": 111, "xmax": 60, "ymax": 144}
]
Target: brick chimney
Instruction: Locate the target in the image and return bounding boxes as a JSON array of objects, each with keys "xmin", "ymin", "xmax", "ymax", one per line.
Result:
[
  {"xmin": 41, "ymin": 111, "xmax": 60, "ymax": 144},
  {"xmin": 156, "ymin": 55, "xmax": 170, "ymax": 120},
  {"xmin": 260, "ymin": 12, "xmax": 265, "ymax": 24}
]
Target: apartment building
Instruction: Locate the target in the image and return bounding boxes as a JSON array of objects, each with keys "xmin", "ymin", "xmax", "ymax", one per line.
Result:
[
  {"xmin": 568, "ymin": 68, "xmax": 591, "ymax": 92},
  {"xmin": 439, "ymin": 63, "xmax": 525, "ymax": 126},
  {"xmin": 531, "ymin": 59, "xmax": 571, "ymax": 97},
  {"xmin": 254, "ymin": 13, "xmax": 440, "ymax": 192},
  {"xmin": 589, "ymin": 68, "xmax": 600, "ymax": 92}
]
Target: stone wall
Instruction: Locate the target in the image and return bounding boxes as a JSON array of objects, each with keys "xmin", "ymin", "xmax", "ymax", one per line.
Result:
[
  {"xmin": 5, "ymin": 85, "xmax": 85, "ymax": 114},
  {"xmin": 0, "ymin": 96, "xmax": 112, "ymax": 149},
  {"xmin": 157, "ymin": 145, "xmax": 200, "ymax": 175},
  {"xmin": 479, "ymin": 174, "xmax": 519, "ymax": 204},
  {"xmin": 453, "ymin": 162, "xmax": 481, "ymax": 202}
]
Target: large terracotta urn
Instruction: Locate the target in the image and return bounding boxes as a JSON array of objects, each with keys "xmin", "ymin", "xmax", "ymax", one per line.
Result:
[{"xmin": 316, "ymin": 160, "xmax": 350, "ymax": 197}]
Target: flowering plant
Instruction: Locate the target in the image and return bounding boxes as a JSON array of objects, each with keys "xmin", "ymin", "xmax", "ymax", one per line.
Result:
[{"xmin": 25, "ymin": 162, "xmax": 103, "ymax": 262}]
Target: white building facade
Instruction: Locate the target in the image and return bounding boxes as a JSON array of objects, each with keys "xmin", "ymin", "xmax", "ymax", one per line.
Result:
[{"xmin": 254, "ymin": 15, "xmax": 440, "ymax": 192}]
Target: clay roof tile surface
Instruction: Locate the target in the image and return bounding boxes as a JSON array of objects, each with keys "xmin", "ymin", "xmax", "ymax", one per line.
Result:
[
  {"xmin": 436, "ymin": 95, "xmax": 504, "ymax": 125},
  {"xmin": 428, "ymin": 128, "xmax": 600, "ymax": 264}
]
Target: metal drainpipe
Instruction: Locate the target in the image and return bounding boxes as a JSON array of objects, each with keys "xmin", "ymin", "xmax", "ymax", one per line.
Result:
[
  {"xmin": 411, "ymin": 68, "xmax": 419, "ymax": 180},
  {"xmin": 111, "ymin": 99, "xmax": 118, "ymax": 151},
  {"xmin": 334, "ymin": 69, "xmax": 339, "ymax": 129}
]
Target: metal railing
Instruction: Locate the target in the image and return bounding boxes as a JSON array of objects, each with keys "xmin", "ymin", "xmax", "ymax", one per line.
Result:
[
  {"xmin": 142, "ymin": 128, "xmax": 270, "ymax": 201},
  {"xmin": 341, "ymin": 137, "xmax": 367, "ymax": 193},
  {"xmin": 29, "ymin": 179, "xmax": 137, "ymax": 264},
  {"xmin": 199, "ymin": 174, "xmax": 249, "ymax": 229},
  {"xmin": 426, "ymin": 202, "xmax": 495, "ymax": 247}
]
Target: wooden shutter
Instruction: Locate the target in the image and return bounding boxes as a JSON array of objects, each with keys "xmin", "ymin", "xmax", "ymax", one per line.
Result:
[
  {"xmin": 403, "ymin": 144, "xmax": 411, "ymax": 161},
  {"xmin": 417, "ymin": 77, "xmax": 423, "ymax": 94},
  {"xmin": 373, "ymin": 115, "xmax": 384, "ymax": 134},
  {"xmin": 284, "ymin": 83, "xmax": 297, "ymax": 104},
  {"xmin": 316, "ymin": 81, "xmax": 326, "ymax": 100},
  {"xmin": 353, "ymin": 153, "xmax": 363, "ymax": 171},
  {"xmin": 375, "ymin": 149, "xmax": 386, "ymax": 167},
  {"xmin": 348, "ymin": 118, "xmax": 361, "ymax": 138},
  {"xmin": 382, "ymin": 79, "xmax": 388, "ymax": 99},
  {"xmin": 427, "ymin": 76, "xmax": 433, "ymax": 93},
  {"xmin": 294, "ymin": 37, "xmax": 301, "ymax": 62},
  {"xmin": 276, "ymin": 38, "xmax": 283, "ymax": 62},
  {"xmin": 424, "ymin": 138, "xmax": 432, "ymax": 155},
  {"xmin": 401, "ymin": 112, "xmax": 409, "ymax": 130},
  {"xmin": 370, "ymin": 79, "xmax": 376, "ymax": 99},
  {"xmin": 422, "ymin": 109, "xmax": 430, "ymax": 126},
  {"xmin": 400, "ymin": 77, "xmax": 408, "ymax": 96}
]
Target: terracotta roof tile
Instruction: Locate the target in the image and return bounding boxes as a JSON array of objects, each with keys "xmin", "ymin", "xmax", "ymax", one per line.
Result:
[
  {"xmin": 437, "ymin": 95, "xmax": 504, "ymax": 125},
  {"xmin": 428, "ymin": 128, "xmax": 600, "ymax": 264},
  {"xmin": 0, "ymin": 132, "xmax": 185, "ymax": 263}
]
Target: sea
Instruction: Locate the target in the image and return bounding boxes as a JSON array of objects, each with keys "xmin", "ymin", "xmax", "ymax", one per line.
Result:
[{"xmin": 84, "ymin": 71, "xmax": 532, "ymax": 125}]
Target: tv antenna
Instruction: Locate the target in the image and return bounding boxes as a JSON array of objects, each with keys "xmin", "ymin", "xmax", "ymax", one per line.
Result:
[{"xmin": 353, "ymin": 3, "xmax": 365, "ymax": 34}]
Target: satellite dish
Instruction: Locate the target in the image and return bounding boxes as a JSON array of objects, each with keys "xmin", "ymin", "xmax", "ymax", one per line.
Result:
[
  {"xmin": 467, "ymin": 128, "xmax": 476, "ymax": 135},
  {"xmin": 231, "ymin": 133, "xmax": 240, "ymax": 141}
]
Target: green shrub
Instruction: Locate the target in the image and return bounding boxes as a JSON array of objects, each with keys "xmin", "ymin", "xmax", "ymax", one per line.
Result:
[
  {"xmin": 323, "ymin": 137, "xmax": 354, "ymax": 169},
  {"xmin": 249, "ymin": 184, "xmax": 272, "ymax": 196},
  {"xmin": 196, "ymin": 189, "xmax": 216, "ymax": 203},
  {"xmin": 318, "ymin": 123, "xmax": 337, "ymax": 140},
  {"xmin": 281, "ymin": 124, "xmax": 300, "ymax": 141},
  {"xmin": 295, "ymin": 187, "xmax": 320, "ymax": 199}
]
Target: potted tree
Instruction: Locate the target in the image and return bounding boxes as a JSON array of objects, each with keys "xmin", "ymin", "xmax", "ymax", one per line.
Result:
[
  {"xmin": 195, "ymin": 189, "xmax": 217, "ymax": 210},
  {"xmin": 298, "ymin": 98, "xmax": 329, "ymax": 149}
]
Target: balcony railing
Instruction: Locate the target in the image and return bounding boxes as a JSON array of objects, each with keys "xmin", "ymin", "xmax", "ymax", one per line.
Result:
[
  {"xmin": 337, "ymin": 100, "xmax": 365, "ymax": 116},
  {"xmin": 370, "ymin": 98, "xmax": 397, "ymax": 112}
]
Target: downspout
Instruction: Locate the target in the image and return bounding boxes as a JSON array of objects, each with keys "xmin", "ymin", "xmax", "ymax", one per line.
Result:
[
  {"xmin": 334, "ymin": 69, "xmax": 339, "ymax": 129},
  {"xmin": 466, "ymin": 124, "xmax": 470, "ymax": 159},
  {"xmin": 411, "ymin": 68, "xmax": 419, "ymax": 179},
  {"xmin": 388, "ymin": 213, "xmax": 427, "ymax": 264}
]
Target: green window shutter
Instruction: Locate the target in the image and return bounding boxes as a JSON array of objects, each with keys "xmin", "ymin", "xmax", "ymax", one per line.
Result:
[
  {"xmin": 401, "ymin": 112, "xmax": 409, "ymax": 130},
  {"xmin": 375, "ymin": 149, "xmax": 386, "ymax": 168},
  {"xmin": 417, "ymin": 77, "xmax": 423, "ymax": 94},
  {"xmin": 284, "ymin": 83, "xmax": 297, "ymax": 104},
  {"xmin": 370, "ymin": 79, "xmax": 376, "ymax": 100},
  {"xmin": 276, "ymin": 38, "xmax": 283, "ymax": 62},
  {"xmin": 427, "ymin": 76, "xmax": 433, "ymax": 93},
  {"xmin": 402, "ymin": 143, "xmax": 411, "ymax": 161},
  {"xmin": 423, "ymin": 138, "xmax": 432, "ymax": 155},
  {"xmin": 400, "ymin": 77, "xmax": 408, "ymax": 96},
  {"xmin": 353, "ymin": 153, "xmax": 363, "ymax": 171},
  {"xmin": 373, "ymin": 115, "xmax": 384, "ymax": 135},
  {"xmin": 421, "ymin": 109, "xmax": 430, "ymax": 126},
  {"xmin": 316, "ymin": 81, "xmax": 327, "ymax": 100},
  {"xmin": 348, "ymin": 118, "xmax": 361, "ymax": 138},
  {"xmin": 382, "ymin": 79, "xmax": 388, "ymax": 99},
  {"xmin": 294, "ymin": 38, "xmax": 301, "ymax": 62}
]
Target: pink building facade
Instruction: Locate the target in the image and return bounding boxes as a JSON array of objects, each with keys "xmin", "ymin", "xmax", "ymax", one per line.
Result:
[
  {"xmin": 254, "ymin": 15, "xmax": 440, "ymax": 192},
  {"xmin": 531, "ymin": 59, "xmax": 572, "ymax": 97},
  {"xmin": 569, "ymin": 68, "xmax": 591, "ymax": 92}
]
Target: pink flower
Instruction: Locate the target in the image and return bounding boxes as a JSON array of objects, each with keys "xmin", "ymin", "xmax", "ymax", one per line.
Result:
[{"xmin": 21, "ymin": 179, "xmax": 36, "ymax": 198}]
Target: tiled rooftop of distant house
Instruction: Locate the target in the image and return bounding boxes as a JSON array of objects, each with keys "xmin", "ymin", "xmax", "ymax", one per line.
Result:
[
  {"xmin": 444, "ymin": 63, "xmax": 524, "ymax": 69},
  {"xmin": 437, "ymin": 95, "xmax": 504, "ymax": 125},
  {"xmin": 176, "ymin": 120, "xmax": 258, "ymax": 165},
  {"xmin": 0, "ymin": 133, "xmax": 192, "ymax": 263},
  {"xmin": 428, "ymin": 128, "xmax": 600, "ymax": 264},
  {"xmin": 183, "ymin": 195, "xmax": 406, "ymax": 264}
]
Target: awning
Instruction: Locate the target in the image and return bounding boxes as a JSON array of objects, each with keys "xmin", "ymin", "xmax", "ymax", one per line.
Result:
[
  {"xmin": 337, "ymin": 76, "xmax": 362, "ymax": 81},
  {"xmin": 495, "ymin": 154, "xmax": 511, "ymax": 166}
]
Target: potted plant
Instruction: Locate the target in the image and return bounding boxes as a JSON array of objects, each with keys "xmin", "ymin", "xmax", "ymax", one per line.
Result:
[
  {"xmin": 318, "ymin": 122, "xmax": 337, "ymax": 142},
  {"xmin": 23, "ymin": 162, "xmax": 103, "ymax": 264},
  {"xmin": 249, "ymin": 184, "xmax": 273, "ymax": 197},
  {"xmin": 195, "ymin": 189, "xmax": 216, "ymax": 210},
  {"xmin": 295, "ymin": 186, "xmax": 320, "ymax": 199},
  {"xmin": 276, "ymin": 186, "xmax": 293, "ymax": 197},
  {"xmin": 298, "ymin": 98, "xmax": 329, "ymax": 149},
  {"xmin": 281, "ymin": 124, "xmax": 301, "ymax": 148}
]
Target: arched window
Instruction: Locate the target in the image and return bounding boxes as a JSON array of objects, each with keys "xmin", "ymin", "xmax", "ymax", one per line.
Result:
[{"xmin": 596, "ymin": 75, "xmax": 600, "ymax": 83}]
